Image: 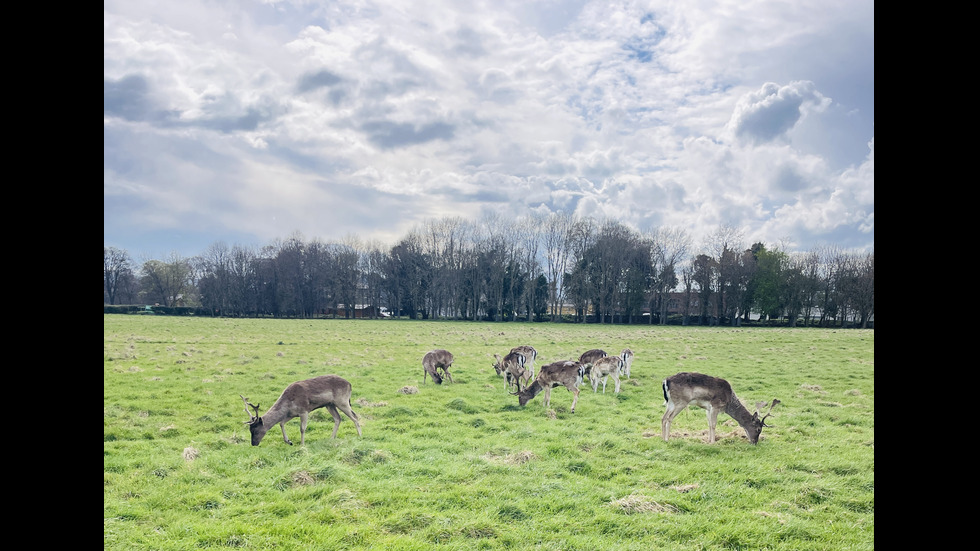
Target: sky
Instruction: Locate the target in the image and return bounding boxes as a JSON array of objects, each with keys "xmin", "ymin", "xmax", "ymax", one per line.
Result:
[{"xmin": 104, "ymin": 0, "xmax": 874, "ymax": 260}]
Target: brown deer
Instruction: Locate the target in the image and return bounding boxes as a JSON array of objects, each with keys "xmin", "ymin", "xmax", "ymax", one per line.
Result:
[
  {"xmin": 422, "ymin": 349, "xmax": 455, "ymax": 384},
  {"xmin": 512, "ymin": 360, "xmax": 585, "ymax": 413},
  {"xmin": 661, "ymin": 372, "xmax": 779, "ymax": 444},
  {"xmin": 510, "ymin": 345, "xmax": 538, "ymax": 380},
  {"xmin": 578, "ymin": 349, "xmax": 607, "ymax": 378},
  {"xmin": 241, "ymin": 375, "xmax": 362, "ymax": 446},
  {"xmin": 493, "ymin": 352, "xmax": 531, "ymax": 391},
  {"xmin": 620, "ymin": 348, "xmax": 634, "ymax": 379},
  {"xmin": 589, "ymin": 355, "xmax": 624, "ymax": 393}
]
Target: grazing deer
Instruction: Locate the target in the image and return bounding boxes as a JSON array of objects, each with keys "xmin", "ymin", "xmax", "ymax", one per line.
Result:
[
  {"xmin": 589, "ymin": 355, "xmax": 624, "ymax": 393},
  {"xmin": 661, "ymin": 372, "xmax": 779, "ymax": 444},
  {"xmin": 423, "ymin": 349, "xmax": 455, "ymax": 384},
  {"xmin": 512, "ymin": 360, "xmax": 585, "ymax": 413},
  {"xmin": 493, "ymin": 352, "xmax": 531, "ymax": 391},
  {"xmin": 620, "ymin": 348, "xmax": 634, "ymax": 379},
  {"xmin": 578, "ymin": 349, "xmax": 607, "ymax": 377},
  {"xmin": 241, "ymin": 375, "xmax": 362, "ymax": 446},
  {"xmin": 510, "ymin": 345, "xmax": 538, "ymax": 380}
]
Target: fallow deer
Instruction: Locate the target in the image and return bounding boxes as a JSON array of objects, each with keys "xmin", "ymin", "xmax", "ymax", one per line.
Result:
[
  {"xmin": 493, "ymin": 352, "xmax": 530, "ymax": 391},
  {"xmin": 620, "ymin": 348, "xmax": 634, "ymax": 379},
  {"xmin": 241, "ymin": 375, "xmax": 362, "ymax": 446},
  {"xmin": 578, "ymin": 349, "xmax": 607, "ymax": 377},
  {"xmin": 423, "ymin": 349, "xmax": 455, "ymax": 384},
  {"xmin": 512, "ymin": 360, "xmax": 585, "ymax": 413},
  {"xmin": 510, "ymin": 345, "xmax": 538, "ymax": 380},
  {"xmin": 661, "ymin": 372, "xmax": 779, "ymax": 444},
  {"xmin": 589, "ymin": 355, "xmax": 624, "ymax": 393}
]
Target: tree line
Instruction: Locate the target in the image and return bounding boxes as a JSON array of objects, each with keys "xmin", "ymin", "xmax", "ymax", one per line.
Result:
[{"xmin": 104, "ymin": 214, "xmax": 874, "ymax": 328}]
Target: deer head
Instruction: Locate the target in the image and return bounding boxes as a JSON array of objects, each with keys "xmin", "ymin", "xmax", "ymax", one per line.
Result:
[
  {"xmin": 744, "ymin": 400, "xmax": 781, "ymax": 444},
  {"xmin": 241, "ymin": 395, "xmax": 267, "ymax": 446}
]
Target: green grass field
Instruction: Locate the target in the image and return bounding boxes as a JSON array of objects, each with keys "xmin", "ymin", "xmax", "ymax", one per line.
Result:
[{"xmin": 104, "ymin": 316, "xmax": 874, "ymax": 550}]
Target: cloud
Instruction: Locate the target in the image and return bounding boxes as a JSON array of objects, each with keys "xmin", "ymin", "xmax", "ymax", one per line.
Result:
[
  {"xmin": 360, "ymin": 121, "xmax": 456, "ymax": 149},
  {"xmin": 296, "ymin": 70, "xmax": 343, "ymax": 93},
  {"xmin": 104, "ymin": 1, "xmax": 873, "ymax": 257},
  {"xmin": 728, "ymin": 81, "xmax": 831, "ymax": 143}
]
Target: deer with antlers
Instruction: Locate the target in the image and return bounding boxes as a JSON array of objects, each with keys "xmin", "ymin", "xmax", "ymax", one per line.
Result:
[
  {"xmin": 241, "ymin": 375, "xmax": 362, "ymax": 446},
  {"xmin": 493, "ymin": 351, "xmax": 531, "ymax": 391},
  {"xmin": 512, "ymin": 360, "xmax": 585, "ymax": 413},
  {"xmin": 661, "ymin": 372, "xmax": 779, "ymax": 444}
]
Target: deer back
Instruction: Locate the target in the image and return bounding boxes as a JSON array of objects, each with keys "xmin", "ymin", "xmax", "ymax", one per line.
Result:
[
  {"xmin": 663, "ymin": 372, "xmax": 734, "ymax": 410},
  {"xmin": 539, "ymin": 360, "xmax": 584, "ymax": 389},
  {"xmin": 578, "ymin": 349, "xmax": 607, "ymax": 371},
  {"xmin": 511, "ymin": 346, "xmax": 537, "ymax": 361},
  {"xmin": 591, "ymin": 355, "xmax": 623, "ymax": 377},
  {"xmin": 273, "ymin": 375, "xmax": 353, "ymax": 418},
  {"xmin": 423, "ymin": 349, "xmax": 453, "ymax": 370}
]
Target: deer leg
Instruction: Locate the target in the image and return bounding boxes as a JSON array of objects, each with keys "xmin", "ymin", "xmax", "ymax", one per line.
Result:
[
  {"xmin": 325, "ymin": 405, "xmax": 342, "ymax": 438},
  {"xmin": 280, "ymin": 421, "xmax": 294, "ymax": 446},
  {"xmin": 543, "ymin": 387, "xmax": 552, "ymax": 408},
  {"xmin": 707, "ymin": 408, "xmax": 719, "ymax": 444},
  {"xmin": 662, "ymin": 402, "xmax": 683, "ymax": 442},
  {"xmin": 444, "ymin": 367, "xmax": 454, "ymax": 383},
  {"xmin": 601, "ymin": 375, "xmax": 608, "ymax": 394},
  {"xmin": 570, "ymin": 387, "xmax": 580, "ymax": 413},
  {"xmin": 337, "ymin": 402, "xmax": 362, "ymax": 437},
  {"xmin": 613, "ymin": 373, "xmax": 620, "ymax": 393},
  {"xmin": 299, "ymin": 412, "xmax": 310, "ymax": 446}
]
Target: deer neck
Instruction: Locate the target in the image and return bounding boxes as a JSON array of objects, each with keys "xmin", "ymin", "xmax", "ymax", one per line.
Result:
[
  {"xmin": 260, "ymin": 402, "xmax": 289, "ymax": 426},
  {"xmin": 523, "ymin": 381, "xmax": 544, "ymax": 398},
  {"xmin": 724, "ymin": 395, "xmax": 756, "ymax": 428}
]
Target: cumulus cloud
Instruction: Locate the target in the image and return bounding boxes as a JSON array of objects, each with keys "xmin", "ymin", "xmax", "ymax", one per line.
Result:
[
  {"xmin": 104, "ymin": 1, "xmax": 873, "ymax": 256},
  {"xmin": 727, "ymin": 81, "xmax": 831, "ymax": 144}
]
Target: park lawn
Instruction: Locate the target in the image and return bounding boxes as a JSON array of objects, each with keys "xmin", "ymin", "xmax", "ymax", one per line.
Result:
[{"xmin": 104, "ymin": 315, "xmax": 874, "ymax": 550}]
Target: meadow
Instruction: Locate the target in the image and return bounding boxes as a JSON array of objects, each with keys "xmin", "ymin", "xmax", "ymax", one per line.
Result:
[{"xmin": 104, "ymin": 316, "xmax": 874, "ymax": 550}]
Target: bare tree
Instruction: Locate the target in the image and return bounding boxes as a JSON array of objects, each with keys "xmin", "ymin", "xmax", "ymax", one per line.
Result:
[
  {"xmin": 853, "ymin": 251, "xmax": 874, "ymax": 328},
  {"xmin": 649, "ymin": 228, "xmax": 690, "ymax": 324},
  {"xmin": 360, "ymin": 240, "xmax": 389, "ymax": 319},
  {"xmin": 543, "ymin": 212, "xmax": 574, "ymax": 321},
  {"xmin": 332, "ymin": 236, "xmax": 361, "ymax": 318},
  {"xmin": 691, "ymin": 254, "xmax": 717, "ymax": 324},
  {"xmin": 197, "ymin": 241, "xmax": 233, "ymax": 315},
  {"xmin": 706, "ymin": 226, "xmax": 746, "ymax": 325},
  {"xmin": 104, "ymin": 246, "xmax": 135, "ymax": 305}
]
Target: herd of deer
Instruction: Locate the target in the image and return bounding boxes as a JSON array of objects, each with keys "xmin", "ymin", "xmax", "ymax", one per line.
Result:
[{"xmin": 242, "ymin": 345, "xmax": 779, "ymax": 447}]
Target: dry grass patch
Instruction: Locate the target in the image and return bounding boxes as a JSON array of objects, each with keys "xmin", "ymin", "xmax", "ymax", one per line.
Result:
[
  {"xmin": 355, "ymin": 398, "xmax": 388, "ymax": 407},
  {"xmin": 756, "ymin": 510, "xmax": 788, "ymax": 524},
  {"xmin": 398, "ymin": 386, "xmax": 419, "ymax": 395},
  {"xmin": 671, "ymin": 483, "xmax": 700, "ymax": 493},
  {"xmin": 484, "ymin": 450, "xmax": 537, "ymax": 466},
  {"xmin": 609, "ymin": 494, "xmax": 679, "ymax": 514},
  {"xmin": 290, "ymin": 470, "xmax": 316, "ymax": 486},
  {"xmin": 800, "ymin": 384, "xmax": 824, "ymax": 393},
  {"xmin": 182, "ymin": 447, "xmax": 200, "ymax": 461}
]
